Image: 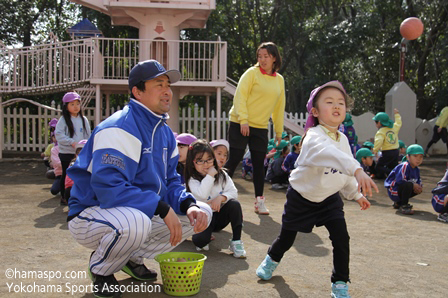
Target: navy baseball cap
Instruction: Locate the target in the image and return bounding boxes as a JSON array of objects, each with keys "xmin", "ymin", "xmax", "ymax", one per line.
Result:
[{"xmin": 128, "ymin": 60, "xmax": 181, "ymax": 90}]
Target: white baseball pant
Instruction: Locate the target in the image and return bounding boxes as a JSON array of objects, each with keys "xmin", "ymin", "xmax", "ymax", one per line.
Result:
[{"xmin": 68, "ymin": 201, "xmax": 212, "ymax": 276}]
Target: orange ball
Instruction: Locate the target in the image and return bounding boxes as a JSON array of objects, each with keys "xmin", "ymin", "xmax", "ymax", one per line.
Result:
[{"xmin": 400, "ymin": 17, "xmax": 424, "ymax": 40}]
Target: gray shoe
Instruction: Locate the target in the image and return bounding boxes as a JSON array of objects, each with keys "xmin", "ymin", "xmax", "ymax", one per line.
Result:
[
  {"xmin": 271, "ymin": 183, "xmax": 286, "ymax": 190},
  {"xmin": 438, "ymin": 213, "xmax": 448, "ymax": 223}
]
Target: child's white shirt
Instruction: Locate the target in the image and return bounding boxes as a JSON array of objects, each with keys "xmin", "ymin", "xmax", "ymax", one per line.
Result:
[
  {"xmin": 290, "ymin": 125, "xmax": 363, "ymax": 203},
  {"xmin": 188, "ymin": 170, "xmax": 238, "ymax": 205}
]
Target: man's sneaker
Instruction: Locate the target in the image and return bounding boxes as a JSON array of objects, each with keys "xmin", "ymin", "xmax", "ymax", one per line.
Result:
[
  {"xmin": 229, "ymin": 240, "xmax": 246, "ymax": 258},
  {"xmin": 254, "ymin": 196, "xmax": 269, "ymax": 215},
  {"xmin": 271, "ymin": 183, "xmax": 286, "ymax": 190},
  {"xmin": 121, "ymin": 260, "xmax": 157, "ymax": 281},
  {"xmin": 88, "ymin": 267, "xmax": 122, "ymax": 298},
  {"xmin": 399, "ymin": 204, "xmax": 414, "ymax": 215},
  {"xmin": 438, "ymin": 213, "xmax": 448, "ymax": 223},
  {"xmin": 196, "ymin": 244, "xmax": 209, "ymax": 251},
  {"xmin": 331, "ymin": 281, "xmax": 351, "ymax": 298},
  {"xmin": 392, "ymin": 202, "xmax": 401, "ymax": 209},
  {"xmin": 256, "ymin": 254, "xmax": 279, "ymax": 280}
]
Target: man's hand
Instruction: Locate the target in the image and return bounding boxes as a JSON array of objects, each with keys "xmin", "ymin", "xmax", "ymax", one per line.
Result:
[
  {"xmin": 240, "ymin": 123, "xmax": 250, "ymax": 136},
  {"xmin": 354, "ymin": 168, "xmax": 379, "ymax": 197},
  {"xmin": 356, "ymin": 196, "xmax": 371, "ymax": 210},
  {"xmin": 186, "ymin": 206, "xmax": 208, "ymax": 233},
  {"xmin": 163, "ymin": 208, "xmax": 182, "ymax": 247},
  {"xmin": 208, "ymin": 195, "xmax": 226, "ymax": 212}
]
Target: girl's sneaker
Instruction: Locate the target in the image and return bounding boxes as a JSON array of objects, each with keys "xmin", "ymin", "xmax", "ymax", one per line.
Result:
[
  {"xmin": 196, "ymin": 244, "xmax": 209, "ymax": 251},
  {"xmin": 256, "ymin": 255, "xmax": 279, "ymax": 280},
  {"xmin": 399, "ymin": 204, "xmax": 414, "ymax": 215},
  {"xmin": 331, "ymin": 281, "xmax": 351, "ymax": 298},
  {"xmin": 229, "ymin": 240, "xmax": 246, "ymax": 258}
]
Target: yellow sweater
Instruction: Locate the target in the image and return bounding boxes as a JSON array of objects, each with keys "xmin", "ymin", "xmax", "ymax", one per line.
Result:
[
  {"xmin": 229, "ymin": 66, "xmax": 286, "ymax": 138},
  {"xmin": 373, "ymin": 113, "xmax": 402, "ymax": 153},
  {"xmin": 435, "ymin": 107, "xmax": 448, "ymax": 128}
]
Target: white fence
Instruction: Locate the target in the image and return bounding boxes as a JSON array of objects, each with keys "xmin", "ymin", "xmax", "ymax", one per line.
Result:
[{"xmin": 2, "ymin": 102, "xmax": 446, "ymax": 154}]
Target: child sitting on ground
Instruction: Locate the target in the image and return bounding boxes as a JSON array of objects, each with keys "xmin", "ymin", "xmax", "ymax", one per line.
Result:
[
  {"xmin": 210, "ymin": 139, "xmax": 230, "ymax": 170},
  {"xmin": 185, "ymin": 139, "xmax": 246, "ymax": 258},
  {"xmin": 355, "ymin": 148, "xmax": 375, "ymax": 177},
  {"xmin": 49, "ymin": 142, "xmax": 63, "ymax": 200},
  {"xmin": 64, "ymin": 140, "xmax": 87, "ymax": 205},
  {"xmin": 341, "ymin": 113, "xmax": 359, "ymax": 156},
  {"xmin": 281, "ymin": 135, "xmax": 301, "ymax": 175},
  {"xmin": 242, "ymin": 149, "xmax": 253, "ymax": 180},
  {"xmin": 372, "ymin": 109, "xmax": 402, "ymax": 179},
  {"xmin": 398, "ymin": 140, "xmax": 406, "ymax": 163},
  {"xmin": 384, "ymin": 144, "xmax": 424, "ymax": 215},
  {"xmin": 431, "ymin": 169, "xmax": 448, "ymax": 223},
  {"xmin": 175, "ymin": 133, "xmax": 197, "ymax": 184},
  {"xmin": 265, "ymin": 140, "xmax": 290, "ymax": 190}
]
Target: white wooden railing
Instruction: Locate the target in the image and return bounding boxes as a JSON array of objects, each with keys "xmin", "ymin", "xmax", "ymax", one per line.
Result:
[
  {"xmin": 0, "ymin": 38, "xmax": 227, "ymax": 95},
  {"xmin": 1, "ymin": 102, "xmax": 306, "ymax": 152}
]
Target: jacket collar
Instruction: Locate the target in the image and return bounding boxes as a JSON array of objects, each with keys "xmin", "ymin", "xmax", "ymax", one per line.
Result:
[{"xmin": 129, "ymin": 98, "xmax": 170, "ymax": 126}]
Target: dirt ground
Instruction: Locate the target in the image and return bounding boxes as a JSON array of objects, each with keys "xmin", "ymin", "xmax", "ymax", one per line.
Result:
[{"xmin": 0, "ymin": 155, "xmax": 447, "ymax": 298}]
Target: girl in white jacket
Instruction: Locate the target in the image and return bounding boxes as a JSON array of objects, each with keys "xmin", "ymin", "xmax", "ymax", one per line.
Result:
[
  {"xmin": 256, "ymin": 81, "xmax": 378, "ymax": 298},
  {"xmin": 185, "ymin": 139, "xmax": 246, "ymax": 258}
]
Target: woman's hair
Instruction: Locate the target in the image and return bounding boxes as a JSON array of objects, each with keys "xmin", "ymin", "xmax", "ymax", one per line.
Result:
[
  {"xmin": 184, "ymin": 139, "xmax": 226, "ymax": 191},
  {"xmin": 255, "ymin": 42, "xmax": 282, "ymax": 72},
  {"xmin": 61, "ymin": 102, "xmax": 88, "ymax": 138},
  {"xmin": 298, "ymin": 86, "xmax": 353, "ymax": 153}
]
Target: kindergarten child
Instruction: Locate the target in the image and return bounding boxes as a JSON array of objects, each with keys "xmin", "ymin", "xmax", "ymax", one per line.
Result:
[
  {"xmin": 372, "ymin": 109, "xmax": 402, "ymax": 179},
  {"xmin": 42, "ymin": 118, "xmax": 58, "ymax": 169},
  {"xmin": 185, "ymin": 139, "xmax": 246, "ymax": 258},
  {"xmin": 64, "ymin": 140, "xmax": 87, "ymax": 205},
  {"xmin": 175, "ymin": 133, "xmax": 197, "ymax": 184},
  {"xmin": 210, "ymin": 139, "xmax": 230, "ymax": 169},
  {"xmin": 49, "ymin": 143, "xmax": 63, "ymax": 200},
  {"xmin": 55, "ymin": 92, "xmax": 91, "ymax": 199},
  {"xmin": 384, "ymin": 144, "xmax": 424, "ymax": 215},
  {"xmin": 281, "ymin": 135, "xmax": 301, "ymax": 175},
  {"xmin": 431, "ymin": 169, "xmax": 448, "ymax": 223},
  {"xmin": 341, "ymin": 113, "xmax": 359, "ymax": 155},
  {"xmin": 265, "ymin": 140, "xmax": 290, "ymax": 190},
  {"xmin": 398, "ymin": 140, "xmax": 407, "ymax": 162},
  {"xmin": 255, "ymin": 81, "xmax": 377, "ymax": 297},
  {"xmin": 355, "ymin": 148, "xmax": 375, "ymax": 176}
]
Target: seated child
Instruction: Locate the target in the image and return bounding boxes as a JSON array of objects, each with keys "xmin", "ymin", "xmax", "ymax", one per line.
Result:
[
  {"xmin": 210, "ymin": 139, "xmax": 230, "ymax": 169},
  {"xmin": 175, "ymin": 133, "xmax": 197, "ymax": 184},
  {"xmin": 49, "ymin": 144, "xmax": 62, "ymax": 200},
  {"xmin": 264, "ymin": 145, "xmax": 275, "ymax": 175},
  {"xmin": 398, "ymin": 140, "xmax": 406, "ymax": 163},
  {"xmin": 281, "ymin": 131, "xmax": 290, "ymax": 141},
  {"xmin": 384, "ymin": 144, "xmax": 424, "ymax": 215},
  {"xmin": 362, "ymin": 141, "xmax": 374, "ymax": 151},
  {"xmin": 355, "ymin": 148, "xmax": 375, "ymax": 176},
  {"xmin": 265, "ymin": 140, "xmax": 290, "ymax": 190},
  {"xmin": 185, "ymin": 139, "xmax": 246, "ymax": 258},
  {"xmin": 282, "ymin": 135, "xmax": 301, "ymax": 174},
  {"xmin": 431, "ymin": 169, "xmax": 448, "ymax": 223},
  {"xmin": 372, "ymin": 109, "xmax": 402, "ymax": 178},
  {"xmin": 64, "ymin": 140, "xmax": 87, "ymax": 205},
  {"xmin": 44, "ymin": 133, "xmax": 58, "ymax": 179},
  {"xmin": 242, "ymin": 149, "xmax": 253, "ymax": 180}
]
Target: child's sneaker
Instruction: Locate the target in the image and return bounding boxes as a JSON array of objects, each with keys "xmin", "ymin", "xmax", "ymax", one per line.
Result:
[
  {"xmin": 399, "ymin": 204, "xmax": 414, "ymax": 215},
  {"xmin": 256, "ymin": 255, "xmax": 279, "ymax": 280},
  {"xmin": 196, "ymin": 244, "xmax": 209, "ymax": 251},
  {"xmin": 246, "ymin": 172, "xmax": 253, "ymax": 180},
  {"xmin": 229, "ymin": 240, "xmax": 246, "ymax": 258},
  {"xmin": 254, "ymin": 196, "xmax": 269, "ymax": 215},
  {"xmin": 271, "ymin": 183, "xmax": 285, "ymax": 190},
  {"xmin": 392, "ymin": 202, "xmax": 401, "ymax": 209},
  {"xmin": 331, "ymin": 281, "xmax": 351, "ymax": 298},
  {"xmin": 437, "ymin": 213, "xmax": 448, "ymax": 223}
]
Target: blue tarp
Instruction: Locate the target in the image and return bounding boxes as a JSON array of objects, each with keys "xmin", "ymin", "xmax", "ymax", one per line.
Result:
[{"xmin": 67, "ymin": 18, "xmax": 103, "ymax": 38}]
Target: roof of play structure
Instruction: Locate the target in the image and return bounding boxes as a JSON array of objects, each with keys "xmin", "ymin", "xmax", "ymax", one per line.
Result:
[{"xmin": 67, "ymin": 18, "xmax": 103, "ymax": 38}]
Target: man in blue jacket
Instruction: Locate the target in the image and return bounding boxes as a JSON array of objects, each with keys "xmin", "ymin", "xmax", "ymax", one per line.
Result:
[{"xmin": 67, "ymin": 60, "xmax": 212, "ymax": 298}]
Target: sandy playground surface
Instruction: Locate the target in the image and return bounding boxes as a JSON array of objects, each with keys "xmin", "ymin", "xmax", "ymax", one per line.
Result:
[{"xmin": 0, "ymin": 155, "xmax": 447, "ymax": 297}]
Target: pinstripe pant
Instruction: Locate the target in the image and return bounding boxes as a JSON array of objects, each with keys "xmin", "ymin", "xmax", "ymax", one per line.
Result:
[{"xmin": 68, "ymin": 202, "xmax": 212, "ymax": 276}]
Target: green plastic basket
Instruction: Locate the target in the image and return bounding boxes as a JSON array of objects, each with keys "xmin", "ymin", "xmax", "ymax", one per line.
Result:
[{"xmin": 155, "ymin": 252, "xmax": 207, "ymax": 296}]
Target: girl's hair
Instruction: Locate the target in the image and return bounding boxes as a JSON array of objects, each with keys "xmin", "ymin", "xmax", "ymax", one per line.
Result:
[
  {"xmin": 184, "ymin": 139, "xmax": 226, "ymax": 191},
  {"xmin": 298, "ymin": 86, "xmax": 352, "ymax": 153},
  {"xmin": 62, "ymin": 102, "xmax": 88, "ymax": 138},
  {"xmin": 255, "ymin": 42, "xmax": 282, "ymax": 72}
]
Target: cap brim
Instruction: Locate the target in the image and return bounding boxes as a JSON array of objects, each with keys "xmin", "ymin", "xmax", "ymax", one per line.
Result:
[{"xmin": 155, "ymin": 69, "xmax": 181, "ymax": 84}]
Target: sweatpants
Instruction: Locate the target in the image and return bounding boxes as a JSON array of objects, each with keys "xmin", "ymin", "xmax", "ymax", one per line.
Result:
[
  {"xmin": 375, "ymin": 149, "xmax": 399, "ymax": 179},
  {"xmin": 267, "ymin": 219, "xmax": 350, "ymax": 283},
  {"xmin": 396, "ymin": 181, "xmax": 418, "ymax": 205},
  {"xmin": 192, "ymin": 199, "xmax": 243, "ymax": 248}
]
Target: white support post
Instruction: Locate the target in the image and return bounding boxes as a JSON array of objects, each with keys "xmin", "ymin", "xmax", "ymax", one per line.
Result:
[
  {"xmin": 216, "ymin": 88, "xmax": 222, "ymax": 139},
  {"xmin": 95, "ymin": 84, "xmax": 101, "ymax": 126},
  {"xmin": 0, "ymin": 96, "xmax": 3, "ymax": 159},
  {"xmin": 205, "ymin": 95, "xmax": 210, "ymax": 141}
]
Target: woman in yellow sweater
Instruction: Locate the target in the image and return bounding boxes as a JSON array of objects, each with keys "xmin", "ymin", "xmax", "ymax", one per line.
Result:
[{"xmin": 225, "ymin": 42, "xmax": 286, "ymax": 215}]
